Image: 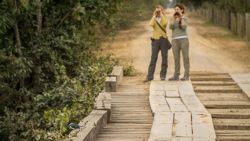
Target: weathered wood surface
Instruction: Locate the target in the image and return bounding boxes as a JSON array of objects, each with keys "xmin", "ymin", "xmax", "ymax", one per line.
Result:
[
  {"xmin": 230, "ymin": 73, "xmax": 250, "ymax": 99},
  {"xmin": 105, "ymin": 76, "xmax": 117, "ymax": 92},
  {"xmin": 191, "ymin": 72, "xmax": 250, "ymax": 141},
  {"xmin": 96, "ymin": 77, "xmax": 152, "ymax": 141},
  {"xmin": 149, "ymin": 81, "xmax": 216, "ymax": 140},
  {"xmin": 109, "ymin": 66, "xmax": 123, "ymax": 84}
]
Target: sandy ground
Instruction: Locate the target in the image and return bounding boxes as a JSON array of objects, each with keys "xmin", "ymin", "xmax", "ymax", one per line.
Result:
[{"xmin": 101, "ymin": 11, "xmax": 250, "ymax": 80}]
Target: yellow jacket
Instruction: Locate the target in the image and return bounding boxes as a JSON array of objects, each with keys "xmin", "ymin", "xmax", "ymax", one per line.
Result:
[{"xmin": 149, "ymin": 14, "xmax": 168, "ymax": 40}]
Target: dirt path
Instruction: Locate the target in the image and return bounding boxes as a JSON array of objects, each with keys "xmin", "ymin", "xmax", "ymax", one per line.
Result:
[{"xmin": 101, "ymin": 11, "xmax": 250, "ymax": 80}]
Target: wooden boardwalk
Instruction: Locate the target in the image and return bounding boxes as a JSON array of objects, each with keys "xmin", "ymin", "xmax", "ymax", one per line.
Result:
[
  {"xmin": 190, "ymin": 72, "xmax": 250, "ymax": 141},
  {"xmin": 149, "ymin": 81, "xmax": 216, "ymax": 141},
  {"xmin": 95, "ymin": 77, "xmax": 153, "ymax": 141}
]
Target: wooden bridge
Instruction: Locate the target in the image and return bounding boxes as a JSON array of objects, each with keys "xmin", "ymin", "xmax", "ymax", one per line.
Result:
[{"xmin": 67, "ymin": 67, "xmax": 250, "ymax": 141}]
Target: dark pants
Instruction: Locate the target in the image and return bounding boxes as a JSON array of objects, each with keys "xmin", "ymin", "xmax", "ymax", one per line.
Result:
[{"xmin": 147, "ymin": 37, "xmax": 169, "ymax": 80}]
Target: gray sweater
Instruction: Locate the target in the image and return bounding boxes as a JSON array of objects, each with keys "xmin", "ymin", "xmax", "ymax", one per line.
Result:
[{"xmin": 169, "ymin": 16, "xmax": 188, "ymax": 38}]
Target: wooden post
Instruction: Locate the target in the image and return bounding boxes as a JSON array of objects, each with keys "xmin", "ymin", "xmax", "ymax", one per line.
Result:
[
  {"xmin": 109, "ymin": 66, "xmax": 123, "ymax": 84},
  {"xmin": 237, "ymin": 13, "xmax": 246, "ymax": 38},
  {"xmin": 230, "ymin": 13, "xmax": 237, "ymax": 34},
  {"xmin": 246, "ymin": 13, "xmax": 250, "ymax": 41},
  {"xmin": 105, "ymin": 76, "xmax": 117, "ymax": 92},
  {"xmin": 95, "ymin": 92, "xmax": 111, "ymax": 122}
]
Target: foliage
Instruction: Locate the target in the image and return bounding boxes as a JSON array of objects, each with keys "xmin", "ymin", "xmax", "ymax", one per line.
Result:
[
  {"xmin": 177, "ymin": 0, "xmax": 250, "ymax": 13},
  {"xmin": 123, "ymin": 64, "xmax": 136, "ymax": 76},
  {"xmin": 0, "ymin": 0, "xmax": 118, "ymax": 140},
  {"xmin": 0, "ymin": 0, "xmax": 166, "ymax": 140}
]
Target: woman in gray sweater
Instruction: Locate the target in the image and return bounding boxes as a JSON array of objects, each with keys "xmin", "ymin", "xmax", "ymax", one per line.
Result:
[{"xmin": 169, "ymin": 4, "xmax": 190, "ymax": 81}]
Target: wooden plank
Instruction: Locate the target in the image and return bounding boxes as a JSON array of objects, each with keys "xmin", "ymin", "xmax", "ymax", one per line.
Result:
[
  {"xmin": 235, "ymin": 83, "xmax": 250, "ymax": 99},
  {"xmin": 181, "ymin": 95, "xmax": 207, "ymax": 113},
  {"xmin": 181, "ymin": 95, "xmax": 203, "ymax": 106},
  {"xmin": 203, "ymin": 101, "xmax": 250, "ymax": 108},
  {"xmin": 105, "ymin": 76, "xmax": 117, "ymax": 92},
  {"xmin": 216, "ymin": 130, "xmax": 250, "ymax": 136},
  {"xmin": 192, "ymin": 123, "xmax": 216, "ymax": 139},
  {"xmin": 208, "ymin": 108, "xmax": 250, "ymax": 119},
  {"xmin": 179, "ymin": 82, "xmax": 196, "ymax": 96},
  {"xmin": 175, "ymin": 123, "xmax": 192, "ymax": 137},
  {"xmin": 196, "ymin": 93, "xmax": 247, "ymax": 101},
  {"xmin": 150, "ymin": 90, "xmax": 165, "ymax": 96},
  {"xmin": 168, "ymin": 104, "xmax": 189, "ymax": 112},
  {"xmin": 153, "ymin": 112, "xmax": 174, "ymax": 124},
  {"xmin": 165, "ymin": 84, "xmax": 179, "ymax": 91},
  {"xmin": 149, "ymin": 123, "xmax": 172, "ymax": 140},
  {"xmin": 154, "ymin": 104, "xmax": 171, "ymax": 113},
  {"xmin": 192, "ymin": 113, "xmax": 213, "ymax": 124},
  {"xmin": 173, "ymin": 112, "xmax": 192, "ymax": 137},
  {"xmin": 171, "ymin": 137, "xmax": 192, "ymax": 141},
  {"xmin": 166, "ymin": 90, "xmax": 180, "ymax": 98},
  {"xmin": 174, "ymin": 112, "xmax": 191, "ymax": 124},
  {"xmin": 192, "ymin": 81, "xmax": 237, "ymax": 86},
  {"xmin": 191, "ymin": 77, "xmax": 233, "ymax": 81},
  {"xmin": 110, "ymin": 66, "xmax": 123, "ymax": 84},
  {"xmin": 190, "ymin": 72, "xmax": 229, "ymax": 76},
  {"xmin": 150, "ymin": 95, "xmax": 167, "ymax": 104},
  {"xmin": 191, "ymin": 74, "xmax": 231, "ymax": 79},
  {"xmin": 166, "ymin": 98, "xmax": 189, "ymax": 112},
  {"xmin": 213, "ymin": 119, "xmax": 250, "ymax": 130},
  {"xmin": 150, "ymin": 81, "xmax": 166, "ymax": 91},
  {"xmin": 216, "ymin": 135, "xmax": 250, "ymax": 141},
  {"xmin": 193, "ymin": 85, "xmax": 242, "ymax": 93},
  {"xmin": 166, "ymin": 98, "xmax": 184, "ymax": 105}
]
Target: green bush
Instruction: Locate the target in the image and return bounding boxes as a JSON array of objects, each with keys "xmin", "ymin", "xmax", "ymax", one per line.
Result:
[{"xmin": 0, "ymin": 0, "xmax": 166, "ymax": 140}]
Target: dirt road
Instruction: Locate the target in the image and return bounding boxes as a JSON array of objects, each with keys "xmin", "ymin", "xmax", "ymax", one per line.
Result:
[{"xmin": 101, "ymin": 12, "xmax": 250, "ymax": 80}]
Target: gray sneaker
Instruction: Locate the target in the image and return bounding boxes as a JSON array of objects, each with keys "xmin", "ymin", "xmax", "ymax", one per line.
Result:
[{"xmin": 168, "ymin": 76, "xmax": 179, "ymax": 81}]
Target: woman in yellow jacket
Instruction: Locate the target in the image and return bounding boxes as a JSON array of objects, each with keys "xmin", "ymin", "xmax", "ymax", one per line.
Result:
[{"xmin": 144, "ymin": 5, "xmax": 171, "ymax": 82}]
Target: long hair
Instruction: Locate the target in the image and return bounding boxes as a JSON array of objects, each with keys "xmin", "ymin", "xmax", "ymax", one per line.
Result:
[{"xmin": 175, "ymin": 3, "xmax": 185, "ymax": 14}]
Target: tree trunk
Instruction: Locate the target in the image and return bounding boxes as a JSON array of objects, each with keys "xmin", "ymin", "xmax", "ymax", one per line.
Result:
[
  {"xmin": 13, "ymin": 0, "xmax": 24, "ymax": 88},
  {"xmin": 33, "ymin": 0, "xmax": 43, "ymax": 91}
]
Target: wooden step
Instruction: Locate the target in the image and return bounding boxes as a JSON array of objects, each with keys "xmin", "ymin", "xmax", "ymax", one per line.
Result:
[
  {"xmin": 105, "ymin": 123, "xmax": 152, "ymax": 128},
  {"xmin": 213, "ymin": 118, "xmax": 250, "ymax": 130},
  {"xmin": 208, "ymin": 109, "xmax": 250, "ymax": 119},
  {"xmin": 96, "ymin": 138, "xmax": 145, "ymax": 141},
  {"xmin": 196, "ymin": 93, "xmax": 247, "ymax": 101},
  {"xmin": 97, "ymin": 133, "xmax": 148, "ymax": 138},
  {"xmin": 216, "ymin": 135, "xmax": 250, "ymax": 141},
  {"xmin": 197, "ymin": 94, "xmax": 248, "ymax": 101},
  {"xmin": 192, "ymin": 81, "xmax": 237, "ymax": 86},
  {"xmin": 110, "ymin": 119, "xmax": 152, "ymax": 124},
  {"xmin": 203, "ymin": 101, "xmax": 250, "ymax": 108},
  {"xmin": 191, "ymin": 76, "xmax": 233, "ymax": 81},
  {"xmin": 190, "ymin": 73, "xmax": 229, "ymax": 76},
  {"xmin": 100, "ymin": 130, "xmax": 150, "ymax": 134},
  {"xmin": 193, "ymin": 85, "xmax": 242, "ymax": 93},
  {"xmin": 216, "ymin": 130, "xmax": 250, "ymax": 136}
]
